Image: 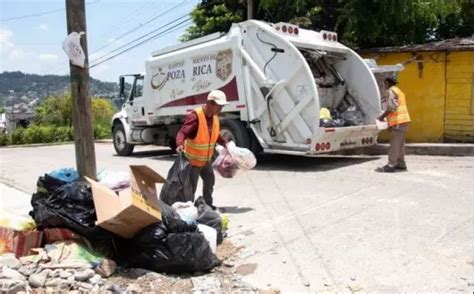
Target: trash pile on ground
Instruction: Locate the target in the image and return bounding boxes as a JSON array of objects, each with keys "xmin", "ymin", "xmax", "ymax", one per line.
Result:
[{"xmin": 0, "ymin": 146, "xmax": 257, "ymax": 293}]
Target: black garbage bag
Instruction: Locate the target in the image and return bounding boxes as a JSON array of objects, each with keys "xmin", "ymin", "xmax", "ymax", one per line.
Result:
[
  {"xmin": 35, "ymin": 174, "xmax": 68, "ymax": 195},
  {"xmin": 131, "ymin": 223, "xmax": 220, "ymax": 274},
  {"xmin": 333, "ymin": 118, "xmax": 345, "ymax": 127},
  {"xmin": 160, "ymin": 200, "xmax": 197, "ymax": 233},
  {"xmin": 320, "ymin": 118, "xmax": 336, "ymax": 128},
  {"xmin": 30, "ymin": 177, "xmax": 112, "ymax": 241},
  {"xmin": 342, "ymin": 106, "xmax": 365, "ymax": 126},
  {"xmin": 160, "ymin": 153, "xmax": 194, "ymax": 206},
  {"xmin": 194, "ymin": 196, "xmax": 223, "ymax": 245}
]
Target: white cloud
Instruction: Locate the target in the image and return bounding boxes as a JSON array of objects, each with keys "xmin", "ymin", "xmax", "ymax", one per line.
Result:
[
  {"xmin": 0, "ymin": 27, "xmax": 63, "ymax": 74},
  {"xmin": 37, "ymin": 24, "xmax": 49, "ymax": 31},
  {"xmin": 0, "ymin": 28, "xmax": 15, "ymax": 56},
  {"xmin": 0, "ymin": 27, "xmax": 30, "ymax": 65},
  {"xmin": 39, "ymin": 53, "xmax": 58, "ymax": 61}
]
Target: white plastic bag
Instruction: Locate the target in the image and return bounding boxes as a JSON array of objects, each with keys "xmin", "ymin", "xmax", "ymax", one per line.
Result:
[
  {"xmin": 213, "ymin": 146, "xmax": 239, "ymax": 178},
  {"xmin": 97, "ymin": 170, "xmax": 130, "ymax": 191},
  {"xmin": 62, "ymin": 31, "xmax": 86, "ymax": 68},
  {"xmin": 375, "ymin": 118, "xmax": 388, "ymax": 130},
  {"xmin": 171, "ymin": 201, "xmax": 198, "ymax": 224},
  {"xmin": 226, "ymin": 141, "xmax": 257, "ymax": 170},
  {"xmin": 197, "ymin": 224, "xmax": 217, "ymax": 254}
]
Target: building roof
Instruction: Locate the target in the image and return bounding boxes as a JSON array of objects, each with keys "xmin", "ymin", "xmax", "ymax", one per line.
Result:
[{"xmin": 360, "ymin": 37, "xmax": 474, "ymax": 53}]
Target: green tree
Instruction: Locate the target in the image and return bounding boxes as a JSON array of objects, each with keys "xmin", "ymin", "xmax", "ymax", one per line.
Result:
[
  {"xmin": 92, "ymin": 97, "xmax": 115, "ymax": 125},
  {"xmin": 183, "ymin": 0, "xmax": 472, "ymax": 48},
  {"xmin": 181, "ymin": 1, "xmax": 245, "ymax": 41},
  {"xmin": 35, "ymin": 93, "xmax": 73, "ymax": 126},
  {"xmin": 35, "ymin": 93, "xmax": 116, "ymax": 127},
  {"xmin": 336, "ymin": 0, "xmax": 466, "ymax": 47}
]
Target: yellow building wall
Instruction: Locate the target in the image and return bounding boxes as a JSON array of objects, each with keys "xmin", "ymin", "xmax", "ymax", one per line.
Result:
[
  {"xmin": 444, "ymin": 51, "xmax": 474, "ymax": 142},
  {"xmin": 362, "ymin": 52, "xmax": 447, "ymax": 142}
]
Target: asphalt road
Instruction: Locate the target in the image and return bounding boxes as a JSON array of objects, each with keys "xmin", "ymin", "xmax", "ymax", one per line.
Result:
[{"xmin": 1, "ymin": 143, "xmax": 473, "ymax": 292}]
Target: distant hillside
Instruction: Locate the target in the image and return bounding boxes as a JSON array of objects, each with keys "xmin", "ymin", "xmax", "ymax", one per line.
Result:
[{"xmin": 0, "ymin": 71, "xmax": 118, "ymax": 106}]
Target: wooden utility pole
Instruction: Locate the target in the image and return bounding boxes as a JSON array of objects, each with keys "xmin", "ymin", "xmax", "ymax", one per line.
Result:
[
  {"xmin": 247, "ymin": 0, "xmax": 254, "ymax": 20},
  {"xmin": 65, "ymin": 0, "xmax": 97, "ymax": 180}
]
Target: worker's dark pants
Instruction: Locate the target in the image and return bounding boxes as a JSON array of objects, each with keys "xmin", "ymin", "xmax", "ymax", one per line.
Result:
[
  {"xmin": 388, "ymin": 123, "xmax": 409, "ymax": 167},
  {"xmin": 189, "ymin": 162, "xmax": 215, "ymax": 206}
]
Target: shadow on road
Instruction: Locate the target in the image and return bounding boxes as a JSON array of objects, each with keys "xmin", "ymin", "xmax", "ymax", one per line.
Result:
[
  {"xmin": 218, "ymin": 206, "xmax": 254, "ymax": 214},
  {"xmin": 254, "ymin": 154, "xmax": 380, "ymax": 172},
  {"xmin": 121, "ymin": 149, "xmax": 177, "ymax": 162},
  {"xmin": 121, "ymin": 148, "xmax": 381, "ymax": 173}
]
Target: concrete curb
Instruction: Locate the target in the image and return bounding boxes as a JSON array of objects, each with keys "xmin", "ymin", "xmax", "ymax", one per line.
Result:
[
  {"xmin": 0, "ymin": 140, "xmax": 113, "ymax": 149},
  {"xmin": 335, "ymin": 143, "xmax": 474, "ymax": 156}
]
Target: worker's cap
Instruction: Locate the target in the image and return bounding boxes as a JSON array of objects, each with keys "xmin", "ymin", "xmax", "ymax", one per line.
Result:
[{"xmin": 207, "ymin": 90, "xmax": 228, "ymax": 106}]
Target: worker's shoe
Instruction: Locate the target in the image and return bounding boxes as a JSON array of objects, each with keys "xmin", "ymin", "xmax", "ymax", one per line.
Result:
[
  {"xmin": 375, "ymin": 165, "xmax": 396, "ymax": 173},
  {"xmin": 394, "ymin": 165, "xmax": 408, "ymax": 171}
]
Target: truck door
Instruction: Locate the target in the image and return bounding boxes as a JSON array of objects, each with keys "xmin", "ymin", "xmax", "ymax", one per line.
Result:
[
  {"xmin": 239, "ymin": 22, "xmax": 320, "ymax": 152},
  {"xmin": 124, "ymin": 76, "xmax": 146, "ymax": 125}
]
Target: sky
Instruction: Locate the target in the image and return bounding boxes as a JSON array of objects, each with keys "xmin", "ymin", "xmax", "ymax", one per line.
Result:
[{"xmin": 0, "ymin": 0, "xmax": 200, "ymax": 82}]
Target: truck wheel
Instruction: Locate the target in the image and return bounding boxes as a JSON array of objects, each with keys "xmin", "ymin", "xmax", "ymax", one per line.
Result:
[
  {"xmin": 249, "ymin": 129, "xmax": 263, "ymax": 155},
  {"xmin": 113, "ymin": 124, "xmax": 134, "ymax": 156},
  {"xmin": 220, "ymin": 119, "xmax": 250, "ymax": 149}
]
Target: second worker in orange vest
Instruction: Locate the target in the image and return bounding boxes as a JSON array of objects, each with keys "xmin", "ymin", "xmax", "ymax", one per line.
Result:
[
  {"xmin": 176, "ymin": 90, "xmax": 229, "ymax": 210},
  {"xmin": 376, "ymin": 77, "xmax": 411, "ymax": 173}
]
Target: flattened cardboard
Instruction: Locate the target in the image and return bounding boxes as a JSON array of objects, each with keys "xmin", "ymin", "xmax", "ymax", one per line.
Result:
[{"xmin": 86, "ymin": 165, "xmax": 165, "ymax": 238}]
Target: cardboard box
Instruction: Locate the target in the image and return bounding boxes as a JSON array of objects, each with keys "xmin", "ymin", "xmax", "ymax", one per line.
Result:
[
  {"xmin": 0, "ymin": 226, "xmax": 43, "ymax": 257},
  {"xmin": 86, "ymin": 165, "xmax": 165, "ymax": 238}
]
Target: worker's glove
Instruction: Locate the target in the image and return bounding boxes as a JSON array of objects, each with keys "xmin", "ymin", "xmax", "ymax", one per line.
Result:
[{"xmin": 176, "ymin": 145, "xmax": 184, "ymax": 153}]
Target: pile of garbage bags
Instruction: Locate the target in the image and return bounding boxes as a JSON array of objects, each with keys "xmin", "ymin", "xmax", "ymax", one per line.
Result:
[
  {"xmin": 0, "ymin": 165, "xmax": 227, "ymax": 283},
  {"xmin": 3, "ymin": 141, "xmax": 258, "ymax": 280},
  {"xmin": 129, "ymin": 200, "xmax": 221, "ymax": 273}
]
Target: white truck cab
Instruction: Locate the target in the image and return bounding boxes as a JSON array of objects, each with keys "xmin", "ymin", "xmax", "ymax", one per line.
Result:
[{"xmin": 112, "ymin": 20, "xmax": 401, "ymax": 156}]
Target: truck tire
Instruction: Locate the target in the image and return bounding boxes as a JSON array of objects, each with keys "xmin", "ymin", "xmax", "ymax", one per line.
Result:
[
  {"xmin": 249, "ymin": 129, "xmax": 263, "ymax": 155},
  {"xmin": 113, "ymin": 124, "xmax": 134, "ymax": 156},
  {"xmin": 220, "ymin": 118, "xmax": 250, "ymax": 149}
]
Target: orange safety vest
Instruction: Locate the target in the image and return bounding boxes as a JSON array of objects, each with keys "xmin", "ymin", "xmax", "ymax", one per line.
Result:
[
  {"xmin": 184, "ymin": 107, "xmax": 220, "ymax": 167},
  {"xmin": 387, "ymin": 86, "xmax": 411, "ymax": 127}
]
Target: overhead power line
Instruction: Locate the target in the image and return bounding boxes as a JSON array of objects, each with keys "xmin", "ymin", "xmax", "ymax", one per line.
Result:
[
  {"xmin": 90, "ymin": 14, "xmax": 190, "ymax": 66},
  {"xmin": 0, "ymin": 0, "xmax": 100, "ymax": 22},
  {"xmin": 94, "ymin": 1, "xmax": 155, "ymax": 43},
  {"xmin": 90, "ymin": 0, "xmax": 188, "ymax": 55},
  {"xmin": 88, "ymin": 0, "xmax": 220, "ymax": 69},
  {"xmin": 90, "ymin": 18, "xmax": 191, "ymax": 68}
]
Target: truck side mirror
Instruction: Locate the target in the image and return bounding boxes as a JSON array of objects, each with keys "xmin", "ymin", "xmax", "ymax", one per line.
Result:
[{"xmin": 119, "ymin": 76, "xmax": 125, "ymax": 99}]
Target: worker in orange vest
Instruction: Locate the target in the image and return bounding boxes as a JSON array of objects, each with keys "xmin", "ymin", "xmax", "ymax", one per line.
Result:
[
  {"xmin": 176, "ymin": 90, "xmax": 228, "ymax": 210},
  {"xmin": 376, "ymin": 76, "xmax": 411, "ymax": 173}
]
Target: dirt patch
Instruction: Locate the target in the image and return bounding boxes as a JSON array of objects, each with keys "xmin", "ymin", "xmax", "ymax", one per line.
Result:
[
  {"xmin": 217, "ymin": 239, "xmax": 243, "ymax": 260},
  {"xmin": 235, "ymin": 263, "xmax": 258, "ymax": 276}
]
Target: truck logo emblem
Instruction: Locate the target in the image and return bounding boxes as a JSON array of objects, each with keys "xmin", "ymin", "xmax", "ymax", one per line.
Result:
[
  {"xmin": 151, "ymin": 67, "xmax": 168, "ymax": 90},
  {"xmin": 215, "ymin": 49, "xmax": 232, "ymax": 81}
]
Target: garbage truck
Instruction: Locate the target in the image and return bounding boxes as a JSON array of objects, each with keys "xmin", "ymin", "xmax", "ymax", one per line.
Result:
[{"xmin": 111, "ymin": 20, "xmax": 402, "ymax": 156}]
